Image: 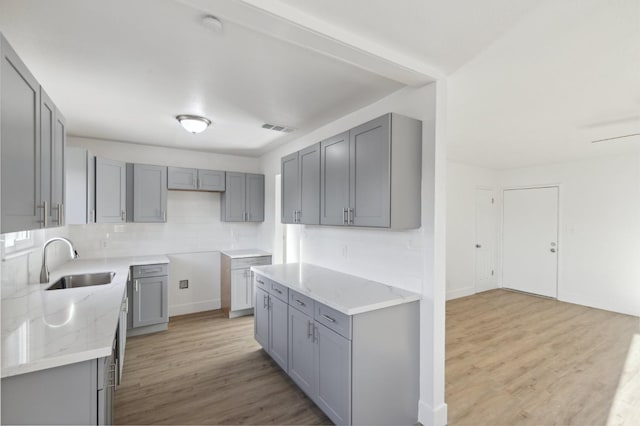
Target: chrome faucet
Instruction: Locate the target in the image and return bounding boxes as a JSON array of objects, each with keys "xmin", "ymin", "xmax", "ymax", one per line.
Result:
[{"xmin": 40, "ymin": 237, "xmax": 79, "ymax": 283}]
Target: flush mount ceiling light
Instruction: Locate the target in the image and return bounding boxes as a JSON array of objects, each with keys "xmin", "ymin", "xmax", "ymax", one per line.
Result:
[{"xmin": 176, "ymin": 115, "xmax": 212, "ymax": 134}]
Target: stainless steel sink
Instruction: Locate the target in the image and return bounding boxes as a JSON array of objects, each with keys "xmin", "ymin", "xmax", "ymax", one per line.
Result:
[{"xmin": 46, "ymin": 272, "xmax": 116, "ymax": 290}]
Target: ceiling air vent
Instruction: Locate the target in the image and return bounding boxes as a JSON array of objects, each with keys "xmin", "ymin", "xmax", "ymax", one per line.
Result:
[{"xmin": 262, "ymin": 123, "xmax": 294, "ymax": 133}]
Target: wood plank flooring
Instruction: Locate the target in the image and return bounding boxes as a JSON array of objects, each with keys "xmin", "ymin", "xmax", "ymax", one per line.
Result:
[
  {"xmin": 446, "ymin": 289, "xmax": 640, "ymax": 426},
  {"xmin": 114, "ymin": 310, "xmax": 330, "ymax": 425}
]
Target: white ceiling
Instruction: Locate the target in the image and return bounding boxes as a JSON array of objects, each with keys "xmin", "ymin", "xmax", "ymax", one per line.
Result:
[
  {"xmin": 0, "ymin": 0, "xmax": 403, "ymax": 156},
  {"xmin": 0, "ymin": 0, "xmax": 551, "ymax": 158},
  {"xmin": 446, "ymin": 0, "xmax": 640, "ymax": 169},
  {"xmin": 274, "ymin": 0, "xmax": 543, "ymax": 75}
]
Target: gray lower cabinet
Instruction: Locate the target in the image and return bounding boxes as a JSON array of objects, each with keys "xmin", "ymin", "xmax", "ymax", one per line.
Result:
[
  {"xmin": 128, "ymin": 263, "xmax": 169, "ymax": 336},
  {"xmin": 281, "ymin": 143, "xmax": 320, "ymax": 224},
  {"xmin": 255, "ymin": 273, "xmax": 419, "ymax": 425},
  {"xmin": 254, "ymin": 279, "xmax": 288, "ymax": 372},
  {"xmin": 65, "ymin": 147, "xmax": 95, "ymax": 224},
  {"xmin": 288, "ymin": 306, "xmax": 315, "ymax": 395},
  {"xmin": 317, "ymin": 113, "xmax": 422, "ymax": 229},
  {"xmin": 167, "ymin": 167, "xmax": 225, "ymax": 191},
  {"xmin": 221, "ymin": 253, "xmax": 272, "ymax": 318},
  {"xmin": 221, "ymin": 172, "xmax": 264, "ymax": 222},
  {"xmin": 95, "ymin": 157, "xmax": 126, "ymax": 223},
  {"xmin": 127, "ymin": 163, "xmax": 168, "ymax": 222},
  {"xmin": 1, "ymin": 33, "xmax": 66, "ymax": 233},
  {"xmin": 1, "ymin": 343, "xmax": 116, "ymax": 425}
]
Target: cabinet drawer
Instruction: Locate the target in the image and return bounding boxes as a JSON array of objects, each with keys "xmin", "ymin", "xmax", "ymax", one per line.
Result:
[
  {"xmin": 315, "ymin": 303, "xmax": 352, "ymax": 340},
  {"xmin": 231, "ymin": 256, "xmax": 271, "ymax": 270},
  {"xmin": 289, "ymin": 290, "xmax": 314, "ymax": 317},
  {"xmin": 268, "ymin": 279, "xmax": 289, "ymax": 303},
  {"xmin": 254, "ymin": 274, "xmax": 269, "ymax": 292},
  {"xmin": 131, "ymin": 263, "xmax": 168, "ymax": 279}
]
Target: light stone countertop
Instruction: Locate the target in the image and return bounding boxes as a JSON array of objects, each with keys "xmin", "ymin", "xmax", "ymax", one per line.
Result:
[
  {"xmin": 250, "ymin": 263, "xmax": 420, "ymax": 315},
  {"xmin": 1, "ymin": 255, "xmax": 169, "ymax": 379},
  {"xmin": 220, "ymin": 249, "xmax": 271, "ymax": 259}
]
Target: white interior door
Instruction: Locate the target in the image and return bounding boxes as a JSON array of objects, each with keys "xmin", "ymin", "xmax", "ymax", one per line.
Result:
[
  {"xmin": 474, "ymin": 188, "xmax": 496, "ymax": 291},
  {"xmin": 503, "ymin": 187, "xmax": 559, "ymax": 298}
]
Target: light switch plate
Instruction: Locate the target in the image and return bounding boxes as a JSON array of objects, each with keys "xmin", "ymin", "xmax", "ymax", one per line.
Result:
[{"xmin": 179, "ymin": 280, "xmax": 189, "ymax": 289}]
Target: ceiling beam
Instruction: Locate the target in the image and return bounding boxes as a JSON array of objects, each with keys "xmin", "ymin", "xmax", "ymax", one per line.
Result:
[{"xmin": 178, "ymin": 0, "xmax": 443, "ymax": 86}]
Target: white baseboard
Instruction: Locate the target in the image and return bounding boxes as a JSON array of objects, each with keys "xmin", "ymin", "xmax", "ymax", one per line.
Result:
[
  {"xmin": 446, "ymin": 286, "xmax": 475, "ymax": 300},
  {"xmin": 418, "ymin": 400, "xmax": 448, "ymax": 426},
  {"xmin": 476, "ymin": 281, "xmax": 499, "ymax": 293},
  {"xmin": 169, "ymin": 299, "xmax": 221, "ymax": 317}
]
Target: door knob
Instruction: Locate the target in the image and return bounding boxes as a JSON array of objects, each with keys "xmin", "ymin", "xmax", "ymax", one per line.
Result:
[{"xmin": 475, "ymin": 244, "xmax": 481, "ymax": 248}]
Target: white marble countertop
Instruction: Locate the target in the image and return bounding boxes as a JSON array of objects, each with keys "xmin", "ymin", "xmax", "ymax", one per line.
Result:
[
  {"xmin": 1, "ymin": 255, "xmax": 169, "ymax": 379},
  {"xmin": 250, "ymin": 263, "xmax": 420, "ymax": 315},
  {"xmin": 221, "ymin": 249, "xmax": 271, "ymax": 259}
]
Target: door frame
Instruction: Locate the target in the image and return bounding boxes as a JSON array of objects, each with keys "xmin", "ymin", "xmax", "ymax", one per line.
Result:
[
  {"xmin": 473, "ymin": 186, "xmax": 497, "ymax": 293},
  {"xmin": 500, "ymin": 183, "xmax": 562, "ymax": 299}
]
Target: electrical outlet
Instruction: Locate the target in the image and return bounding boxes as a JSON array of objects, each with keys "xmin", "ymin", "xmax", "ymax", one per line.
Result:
[{"xmin": 179, "ymin": 280, "xmax": 189, "ymax": 289}]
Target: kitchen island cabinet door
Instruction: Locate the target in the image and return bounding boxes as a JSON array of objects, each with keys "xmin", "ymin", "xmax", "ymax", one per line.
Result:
[
  {"xmin": 95, "ymin": 157, "xmax": 126, "ymax": 223},
  {"xmin": 132, "ymin": 275, "xmax": 168, "ymax": 328},
  {"xmin": 254, "ymin": 287, "xmax": 270, "ymax": 350},
  {"xmin": 269, "ymin": 295, "xmax": 289, "ymax": 372},
  {"xmin": 320, "ymin": 131, "xmax": 349, "ymax": 226},
  {"xmin": 314, "ymin": 322, "xmax": 352, "ymax": 425},
  {"xmin": 288, "ymin": 307, "xmax": 315, "ymax": 397}
]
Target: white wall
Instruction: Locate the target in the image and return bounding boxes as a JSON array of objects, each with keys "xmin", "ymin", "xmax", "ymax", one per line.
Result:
[
  {"xmin": 66, "ymin": 137, "xmax": 265, "ymax": 315},
  {"xmin": 259, "ymin": 84, "xmax": 448, "ymax": 425},
  {"xmin": 446, "ymin": 162, "xmax": 499, "ymax": 300},
  {"xmin": 499, "ymin": 153, "xmax": 640, "ymax": 317}
]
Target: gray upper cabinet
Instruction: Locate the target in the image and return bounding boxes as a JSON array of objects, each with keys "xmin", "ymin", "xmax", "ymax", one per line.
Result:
[
  {"xmin": 198, "ymin": 169, "xmax": 225, "ymax": 191},
  {"xmin": 1, "ymin": 34, "xmax": 41, "ymax": 233},
  {"xmin": 65, "ymin": 147, "xmax": 95, "ymax": 224},
  {"xmin": 95, "ymin": 157, "xmax": 126, "ymax": 223},
  {"xmin": 320, "ymin": 132, "xmax": 350, "ymax": 226},
  {"xmin": 281, "ymin": 152, "xmax": 299, "ymax": 224},
  {"xmin": 52, "ymin": 109, "xmax": 65, "ymax": 226},
  {"xmin": 167, "ymin": 167, "xmax": 225, "ymax": 191},
  {"xmin": 320, "ymin": 113, "xmax": 422, "ymax": 229},
  {"xmin": 1, "ymin": 34, "xmax": 66, "ymax": 233},
  {"xmin": 349, "ymin": 115, "xmax": 390, "ymax": 228},
  {"xmin": 221, "ymin": 172, "xmax": 264, "ymax": 222},
  {"xmin": 40, "ymin": 88, "xmax": 55, "ymax": 227},
  {"xmin": 167, "ymin": 166, "xmax": 197, "ymax": 190},
  {"xmin": 281, "ymin": 143, "xmax": 320, "ymax": 225},
  {"xmin": 221, "ymin": 172, "xmax": 246, "ymax": 221},
  {"xmin": 128, "ymin": 163, "xmax": 167, "ymax": 223},
  {"xmin": 246, "ymin": 173, "xmax": 265, "ymax": 222}
]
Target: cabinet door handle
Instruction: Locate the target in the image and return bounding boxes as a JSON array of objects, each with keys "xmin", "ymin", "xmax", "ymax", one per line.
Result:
[
  {"xmin": 256, "ymin": 279, "xmax": 264, "ymax": 285},
  {"xmin": 263, "ymin": 294, "xmax": 268, "ymax": 309},
  {"xmin": 343, "ymin": 207, "xmax": 348, "ymax": 225},
  {"xmin": 321, "ymin": 313, "xmax": 336, "ymax": 323},
  {"xmin": 91, "ymin": 209, "xmax": 96, "ymax": 223},
  {"xmin": 38, "ymin": 201, "xmax": 48, "ymax": 227},
  {"xmin": 295, "ymin": 299, "xmax": 305, "ymax": 307},
  {"xmin": 348, "ymin": 208, "xmax": 354, "ymax": 225},
  {"xmin": 135, "ymin": 280, "xmax": 139, "ymax": 292},
  {"xmin": 312, "ymin": 324, "xmax": 317, "ymax": 342},
  {"xmin": 163, "ymin": 210, "xmax": 167, "ymax": 221},
  {"xmin": 121, "ymin": 210, "xmax": 126, "ymax": 221},
  {"xmin": 307, "ymin": 320, "xmax": 313, "ymax": 338},
  {"xmin": 272, "ymin": 286, "xmax": 282, "ymax": 295}
]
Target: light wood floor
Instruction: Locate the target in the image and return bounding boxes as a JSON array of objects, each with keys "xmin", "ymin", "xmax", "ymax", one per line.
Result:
[
  {"xmin": 114, "ymin": 310, "xmax": 330, "ymax": 425},
  {"xmin": 446, "ymin": 289, "xmax": 640, "ymax": 426}
]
